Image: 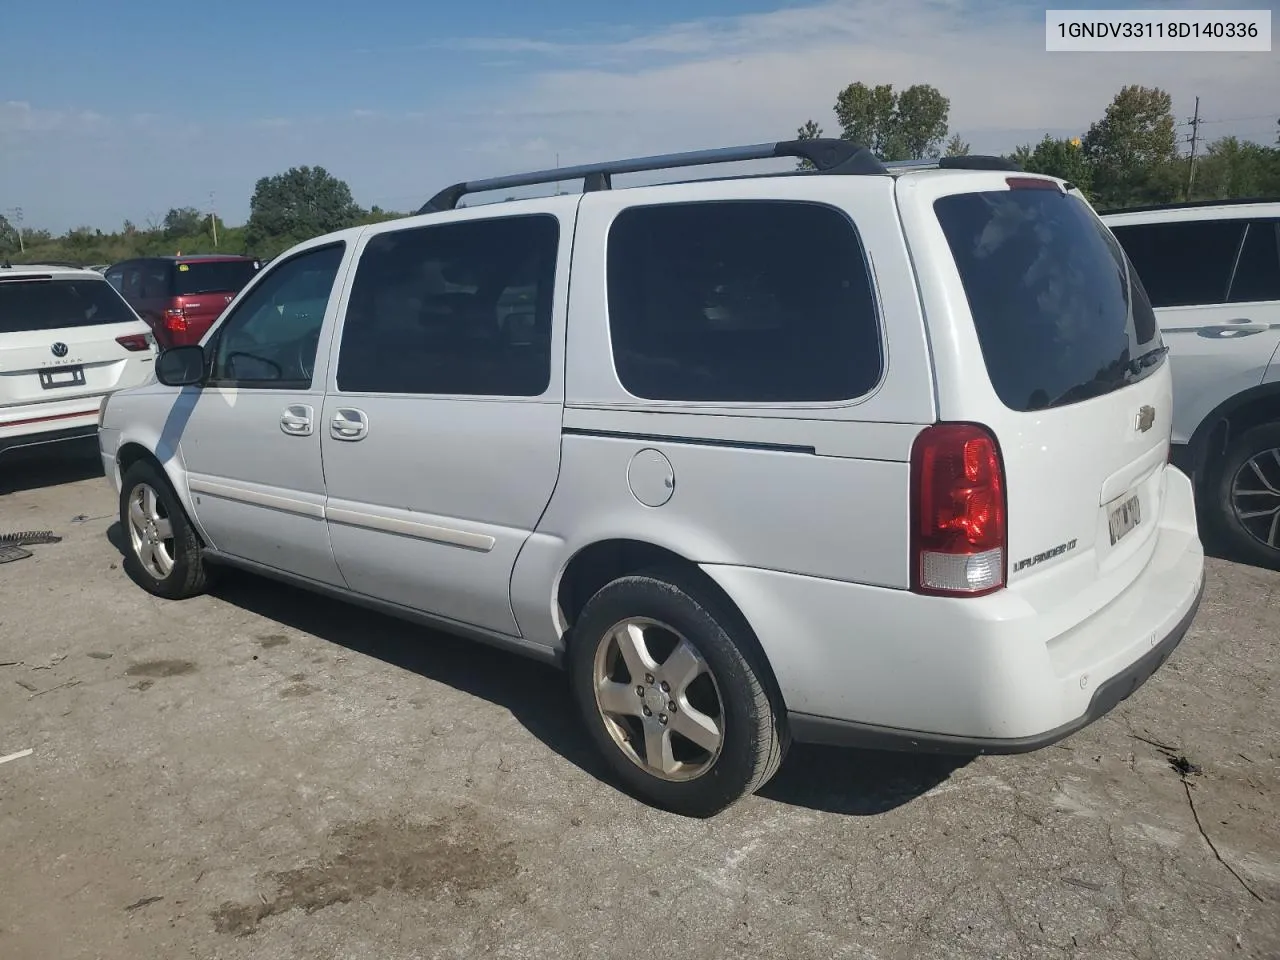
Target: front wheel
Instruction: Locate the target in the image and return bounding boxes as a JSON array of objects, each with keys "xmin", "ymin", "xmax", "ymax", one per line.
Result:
[
  {"xmin": 120, "ymin": 460, "xmax": 208, "ymax": 599},
  {"xmin": 569, "ymin": 569, "xmax": 786, "ymax": 817},
  {"xmin": 1210, "ymin": 421, "xmax": 1280, "ymax": 571}
]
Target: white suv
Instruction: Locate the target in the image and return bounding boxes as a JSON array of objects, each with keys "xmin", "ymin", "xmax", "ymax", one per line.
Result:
[
  {"xmin": 1103, "ymin": 201, "xmax": 1280, "ymax": 569},
  {"xmin": 98, "ymin": 141, "xmax": 1205, "ymax": 816},
  {"xmin": 1, "ymin": 263, "xmax": 156, "ymax": 460}
]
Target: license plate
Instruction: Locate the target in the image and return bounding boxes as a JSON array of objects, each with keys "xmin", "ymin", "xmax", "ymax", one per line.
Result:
[
  {"xmin": 39, "ymin": 366, "xmax": 86, "ymax": 390},
  {"xmin": 1108, "ymin": 493, "xmax": 1142, "ymax": 546}
]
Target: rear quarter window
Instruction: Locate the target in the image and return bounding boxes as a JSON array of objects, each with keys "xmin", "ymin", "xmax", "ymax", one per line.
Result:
[
  {"xmin": 605, "ymin": 200, "xmax": 882, "ymax": 403},
  {"xmin": 935, "ymin": 188, "xmax": 1162, "ymax": 412}
]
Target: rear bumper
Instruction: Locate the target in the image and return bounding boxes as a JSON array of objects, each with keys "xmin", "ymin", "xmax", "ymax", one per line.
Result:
[
  {"xmin": 0, "ymin": 404, "xmax": 101, "ymax": 455},
  {"xmin": 788, "ymin": 574, "xmax": 1203, "ymax": 754},
  {"xmin": 700, "ymin": 465, "xmax": 1206, "ymax": 750}
]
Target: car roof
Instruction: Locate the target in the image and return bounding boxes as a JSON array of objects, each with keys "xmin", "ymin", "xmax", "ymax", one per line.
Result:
[
  {"xmin": 1101, "ymin": 198, "xmax": 1280, "ymax": 225},
  {"xmin": 0, "ymin": 263, "xmax": 108, "ymax": 280}
]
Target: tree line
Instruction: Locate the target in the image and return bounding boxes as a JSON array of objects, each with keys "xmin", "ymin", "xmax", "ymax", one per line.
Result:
[
  {"xmin": 3, "ymin": 84, "xmax": 1277, "ymax": 267},
  {"xmin": 796, "ymin": 82, "xmax": 1280, "ymax": 210},
  {"xmin": 0, "ymin": 166, "xmax": 407, "ymax": 267}
]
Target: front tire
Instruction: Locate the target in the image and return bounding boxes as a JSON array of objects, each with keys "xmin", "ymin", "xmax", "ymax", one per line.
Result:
[
  {"xmin": 120, "ymin": 460, "xmax": 208, "ymax": 599},
  {"xmin": 569, "ymin": 568, "xmax": 786, "ymax": 817},
  {"xmin": 1210, "ymin": 421, "xmax": 1280, "ymax": 571}
]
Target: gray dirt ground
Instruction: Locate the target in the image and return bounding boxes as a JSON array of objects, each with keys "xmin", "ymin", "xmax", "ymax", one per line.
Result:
[{"xmin": 1, "ymin": 444, "xmax": 1277, "ymax": 960}]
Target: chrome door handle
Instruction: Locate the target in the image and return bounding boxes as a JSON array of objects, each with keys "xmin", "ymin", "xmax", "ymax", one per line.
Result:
[
  {"xmin": 280, "ymin": 404, "xmax": 314, "ymax": 436},
  {"xmin": 330, "ymin": 408, "xmax": 369, "ymax": 441}
]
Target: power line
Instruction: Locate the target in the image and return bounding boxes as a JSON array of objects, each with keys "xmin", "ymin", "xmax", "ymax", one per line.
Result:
[{"xmin": 1196, "ymin": 113, "xmax": 1276, "ymax": 125}]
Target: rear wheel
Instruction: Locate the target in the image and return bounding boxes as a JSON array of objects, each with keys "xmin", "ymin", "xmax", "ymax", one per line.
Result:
[
  {"xmin": 569, "ymin": 569, "xmax": 786, "ymax": 817},
  {"xmin": 1210, "ymin": 421, "xmax": 1280, "ymax": 571},
  {"xmin": 120, "ymin": 461, "xmax": 208, "ymax": 599}
]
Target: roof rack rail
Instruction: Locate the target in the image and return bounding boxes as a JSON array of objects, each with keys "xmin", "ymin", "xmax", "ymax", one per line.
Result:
[{"xmin": 418, "ymin": 138, "xmax": 887, "ymax": 213}]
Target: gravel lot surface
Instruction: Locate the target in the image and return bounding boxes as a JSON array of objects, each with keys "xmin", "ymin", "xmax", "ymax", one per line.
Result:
[{"xmin": 2, "ymin": 446, "xmax": 1277, "ymax": 960}]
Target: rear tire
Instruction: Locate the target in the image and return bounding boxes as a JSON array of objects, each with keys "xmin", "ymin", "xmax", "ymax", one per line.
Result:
[
  {"xmin": 569, "ymin": 567, "xmax": 786, "ymax": 817},
  {"xmin": 1209, "ymin": 421, "xmax": 1280, "ymax": 571},
  {"xmin": 119, "ymin": 460, "xmax": 208, "ymax": 599}
]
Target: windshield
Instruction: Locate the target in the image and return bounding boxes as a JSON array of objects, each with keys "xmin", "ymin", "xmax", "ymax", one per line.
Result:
[
  {"xmin": 0, "ymin": 277, "xmax": 137, "ymax": 333},
  {"xmin": 934, "ymin": 188, "xmax": 1163, "ymax": 412},
  {"xmin": 172, "ymin": 260, "xmax": 260, "ymax": 296}
]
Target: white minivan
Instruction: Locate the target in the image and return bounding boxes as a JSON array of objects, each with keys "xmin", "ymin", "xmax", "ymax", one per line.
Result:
[
  {"xmin": 1, "ymin": 263, "xmax": 155, "ymax": 460},
  {"xmin": 98, "ymin": 140, "xmax": 1205, "ymax": 816}
]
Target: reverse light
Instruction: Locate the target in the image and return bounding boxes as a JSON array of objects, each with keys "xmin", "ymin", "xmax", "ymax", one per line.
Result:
[{"xmin": 910, "ymin": 423, "xmax": 1007, "ymax": 596}]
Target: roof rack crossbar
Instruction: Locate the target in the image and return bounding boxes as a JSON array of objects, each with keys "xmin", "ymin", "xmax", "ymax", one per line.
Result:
[{"xmin": 418, "ymin": 138, "xmax": 887, "ymax": 213}]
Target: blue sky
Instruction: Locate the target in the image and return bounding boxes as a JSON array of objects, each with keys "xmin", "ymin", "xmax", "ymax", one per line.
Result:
[{"xmin": 2, "ymin": 0, "xmax": 1276, "ymax": 232}]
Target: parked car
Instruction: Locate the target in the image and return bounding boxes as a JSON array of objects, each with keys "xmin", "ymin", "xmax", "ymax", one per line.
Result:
[
  {"xmin": 0, "ymin": 263, "xmax": 155, "ymax": 459},
  {"xmin": 98, "ymin": 140, "xmax": 1205, "ymax": 816},
  {"xmin": 105, "ymin": 254, "xmax": 261, "ymax": 349},
  {"xmin": 1103, "ymin": 200, "xmax": 1280, "ymax": 569}
]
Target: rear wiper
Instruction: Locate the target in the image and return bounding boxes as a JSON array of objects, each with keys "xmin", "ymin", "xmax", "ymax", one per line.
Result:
[{"xmin": 1128, "ymin": 345, "xmax": 1169, "ymax": 375}]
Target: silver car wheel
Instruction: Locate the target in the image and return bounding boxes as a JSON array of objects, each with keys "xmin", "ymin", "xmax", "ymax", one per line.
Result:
[
  {"xmin": 127, "ymin": 482, "xmax": 176, "ymax": 580},
  {"xmin": 591, "ymin": 616, "xmax": 725, "ymax": 782}
]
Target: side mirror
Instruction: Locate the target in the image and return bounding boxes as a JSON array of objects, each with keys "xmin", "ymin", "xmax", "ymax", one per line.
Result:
[{"xmin": 156, "ymin": 345, "xmax": 206, "ymax": 387}]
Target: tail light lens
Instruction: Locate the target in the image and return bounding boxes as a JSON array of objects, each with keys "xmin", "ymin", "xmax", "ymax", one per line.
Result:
[
  {"xmin": 163, "ymin": 306, "xmax": 188, "ymax": 332},
  {"xmin": 116, "ymin": 333, "xmax": 154, "ymax": 352},
  {"xmin": 910, "ymin": 423, "xmax": 1007, "ymax": 596}
]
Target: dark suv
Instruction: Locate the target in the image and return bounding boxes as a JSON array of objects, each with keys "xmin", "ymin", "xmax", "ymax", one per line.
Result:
[{"xmin": 106, "ymin": 255, "xmax": 261, "ymax": 348}]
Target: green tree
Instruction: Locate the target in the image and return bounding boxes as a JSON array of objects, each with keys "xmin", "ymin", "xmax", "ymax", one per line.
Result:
[
  {"xmin": 828, "ymin": 81, "xmax": 950, "ymax": 160},
  {"xmin": 1081, "ymin": 85, "xmax": 1178, "ymax": 207},
  {"xmin": 833, "ymin": 82, "xmax": 897, "ymax": 155},
  {"xmin": 0, "ymin": 213, "xmax": 16, "ymax": 254},
  {"xmin": 245, "ymin": 165, "xmax": 361, "ymax": 256},
  {"xmin": 894, "ymin": 85, "xmax": 950, "ymax": 159},
  {"xmin": 1191, "ymin": 137, "xmax": 1280, "ymax": 200},
  {"xmin": 163, "ymin": 206, "xmax": 204, "ymax": 238},
  {"xmin": 944, "ymin": 134, "xmax": 971, "ymax": 157}
]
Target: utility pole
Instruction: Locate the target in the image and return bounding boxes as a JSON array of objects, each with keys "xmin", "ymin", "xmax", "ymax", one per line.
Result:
[
  {"xmin": 208, "ymin": 191, "xmax": 219, "ymax": 248},
  {"xmin": 1185, "ymin": 96, "xmax": 1201, "ymax": 199}
]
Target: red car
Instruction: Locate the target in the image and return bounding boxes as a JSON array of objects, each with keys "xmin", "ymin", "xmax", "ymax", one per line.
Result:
[{"xmin": 105, "ymin": 255, "xmax": 261, "ymax": 348}]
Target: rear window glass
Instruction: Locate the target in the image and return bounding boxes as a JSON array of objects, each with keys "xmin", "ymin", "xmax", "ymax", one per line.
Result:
[
  {"xmin": 935, "ymin": 188, "xmax": 1162, "ymax": 412},
  {"xmin": 0, "ymin": 277, "xmax": 137, "ymax": 333},
  {"xmin": 172, "ymin": 260, "xmax": 260, "ymax": 296},
  {"xmin": 606, "ymin": 200, "xmax": 882, "ymax": 403},
  {"xmin": 1108, "ymin": 219, "xmax": 1245, "ymax": 307}
]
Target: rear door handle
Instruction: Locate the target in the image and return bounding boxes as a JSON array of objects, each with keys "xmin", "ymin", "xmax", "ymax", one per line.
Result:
[
  {"xmin": 280, "ymin": 404, "xmax": 314, "ymax": 436},
  {"xmin": 330, "ymin": 407, "xmax": 369, "ymax": 441}
]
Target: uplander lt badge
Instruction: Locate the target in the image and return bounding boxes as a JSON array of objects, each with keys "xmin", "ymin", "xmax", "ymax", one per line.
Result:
[{"xmin": 1014, "ymin": 539, "xmax": 1078, "ymax": 574}]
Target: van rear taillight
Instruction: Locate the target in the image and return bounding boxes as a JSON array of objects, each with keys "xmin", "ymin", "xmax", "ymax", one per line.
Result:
[
  {"xmin": 910, "ymin": 423, "xmax": 1007, "ymax": 597},
  {"xmin": 163, "ymin": 306, "xmax": 188, "ymax": 332}
]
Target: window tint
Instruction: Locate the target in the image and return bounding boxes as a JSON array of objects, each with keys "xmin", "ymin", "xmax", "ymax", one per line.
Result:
[
  {"xmin": 1228, "ymin": 220, "xmax": 1280, "ymax": 304},
  {"xmin": 337, "ymin": 215, "xmax": 559, "ymax": 397},
  {"xmin": 1108, "ymin": 219, "xmax": 1245, "ymax": 308},
  {"xmin": 606, "ymin": 201, "xmax": 881, "ymax": 403},
  {"xmin": 209, "ymin": 244, "xmax": 344, "ymax": 387},
  {"xmin": 935, "ymin": 189, "xmax": 1163, "ymax": 413},
  {"xmin": 173, "ymin": 259, "xmax": 260, "ymax": 296},
  {"xmin": 105, "ymin": 268, "xmax": 124, "ymax": 292},
  {"xmin": 0, "ymin": 277, "xmax": 137, "ymax": 333}
]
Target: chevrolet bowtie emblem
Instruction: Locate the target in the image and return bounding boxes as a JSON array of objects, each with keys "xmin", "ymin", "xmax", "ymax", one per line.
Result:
[{"xmin": 1136, "ymin": 405, "xmax": 1156, "ymax": 432}]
